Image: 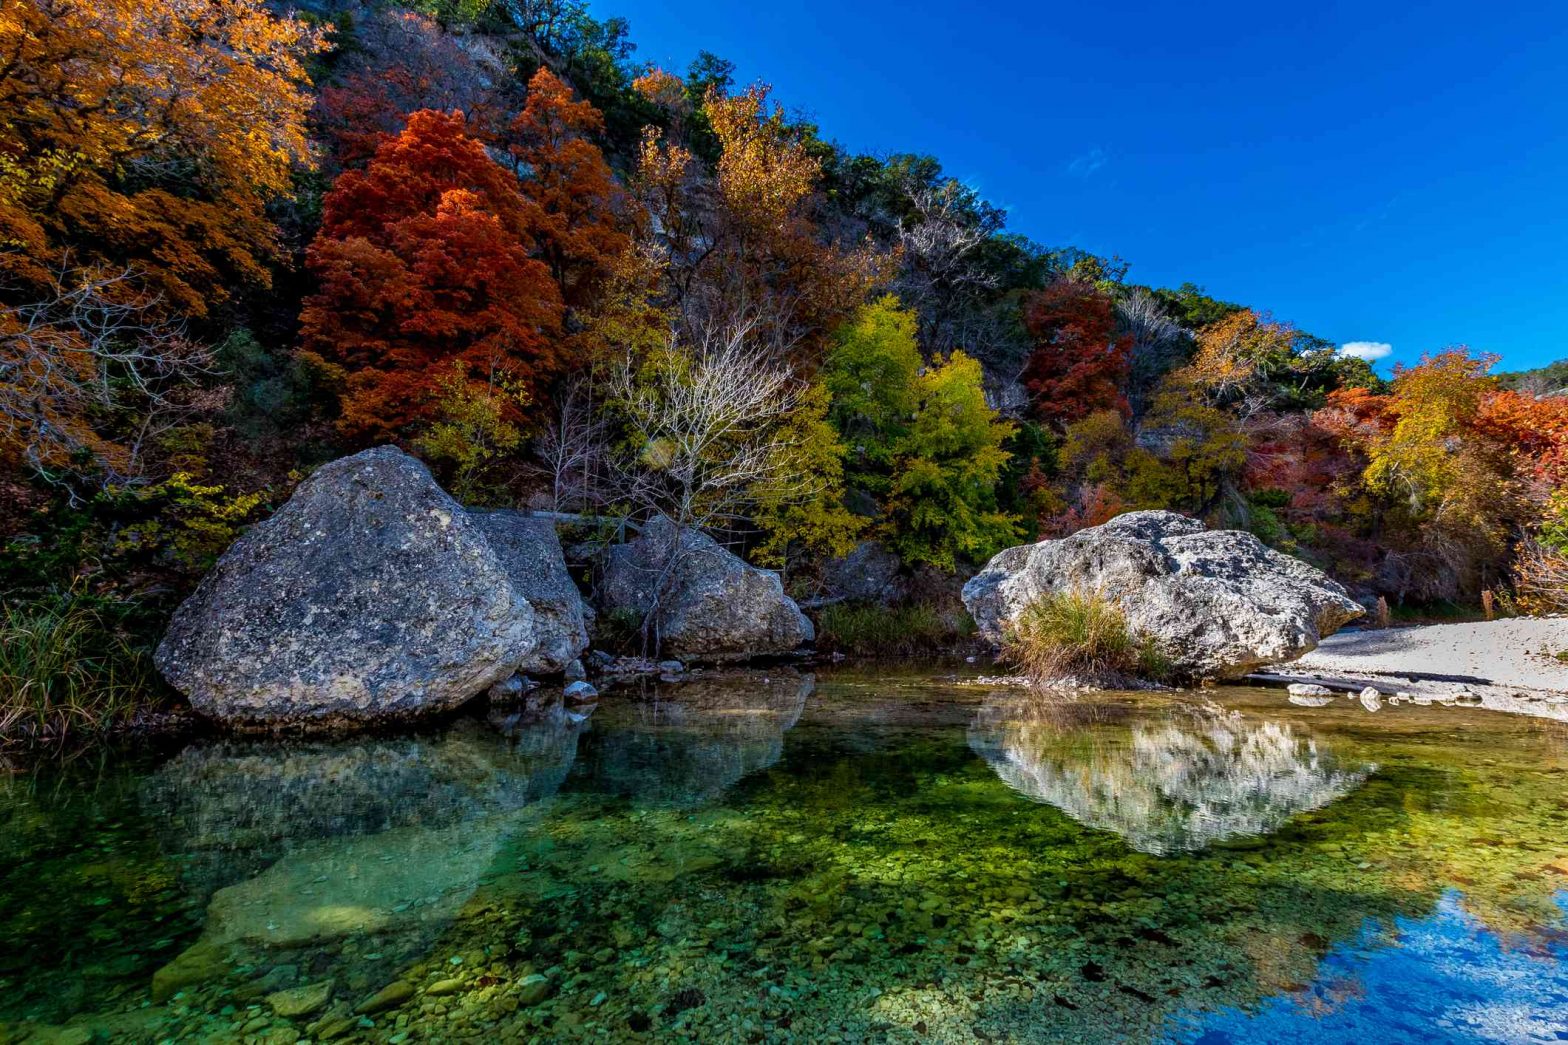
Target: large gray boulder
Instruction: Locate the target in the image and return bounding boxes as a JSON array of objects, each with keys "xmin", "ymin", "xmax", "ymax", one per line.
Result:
[
  {"xmin": 156, "ymin": 447, "xmax": 535, "ymax": 725},
  {"xmin": 470, "ymin": 510, "xmax": 589, "ymax": 674},
  {"xmin": 601, "ymin": 516, "xmax": 813, "ymax": 662},
  {"xmin": 962, "ymin": 510, "xmax": 1363, "ymax": 679}
]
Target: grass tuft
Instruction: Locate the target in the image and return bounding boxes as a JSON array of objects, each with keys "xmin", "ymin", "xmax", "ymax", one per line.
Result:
[
  {"xmin": 0, "ymin": 600, "xmax": 156, "ymax": 745},
  {"xmin": 814, "ymin": 602, "xmax": 965, "ymax": 658},
  {"xmin": 1003, "ymin": 589, "xmax": 1171, "ymax": 685}
]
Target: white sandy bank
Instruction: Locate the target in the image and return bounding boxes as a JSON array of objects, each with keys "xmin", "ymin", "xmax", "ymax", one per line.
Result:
[
  {"xmin": 1293, "ymin": 618, "xmax": 1568, "ymax": 692},
  {"xmin": 1262, "ymin": 618, "xmax": 1568, "ymax": 718}
]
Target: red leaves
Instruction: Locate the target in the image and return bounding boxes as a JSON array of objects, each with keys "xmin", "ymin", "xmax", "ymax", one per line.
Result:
[
  {"xmin": 300, "ymin": 111, "xmax": 562, "ymax": 442},
  {"xmin": 507, "ymin": 69, "xmax": 631, "ymax": 308},
  {"xmin": 1020, "ymin": 278, "xmax": 1132, "ymax": 429}
]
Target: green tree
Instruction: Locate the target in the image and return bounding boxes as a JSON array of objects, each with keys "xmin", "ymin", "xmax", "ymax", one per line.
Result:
[
  {"xmin": 886, "ymin": 351, "xmax": 1019, "ymax": 569},
  {"xmin": 824, "ymin": 295, "xmax": 923, "ymax": 497},
  {"xmin": 823, "ymin": 298, "xmax": 1018, "ymax": 567},
  {"xmin": 750, "ymin": 381, "xmax": 864, "ymax": 568}
]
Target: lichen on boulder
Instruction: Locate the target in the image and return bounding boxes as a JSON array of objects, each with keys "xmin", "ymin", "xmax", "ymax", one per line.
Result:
[
  {"xmin": 155, "ymin": 446, "xmax": 536, "ymax": 725},
  {"xmin": 962, "ymin": 510, "xmax": 1363, "ymax": 680}
]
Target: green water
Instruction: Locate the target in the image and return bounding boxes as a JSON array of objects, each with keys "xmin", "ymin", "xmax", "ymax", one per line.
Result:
[{"xmin": 3, "ymin": 668, "xmax": 1568, "ymax": 1043}]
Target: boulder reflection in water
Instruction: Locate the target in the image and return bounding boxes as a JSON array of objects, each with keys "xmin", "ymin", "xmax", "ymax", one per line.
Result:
[{"xmin": 968, "ymin": 694, "xmax": 1373, "ymax": 855}]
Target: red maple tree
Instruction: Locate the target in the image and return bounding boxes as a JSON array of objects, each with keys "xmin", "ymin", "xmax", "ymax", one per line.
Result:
[
  {"xmin": 299, "ymin": 110, "xmax": 564, "ymax": 441},
  {"xmin": 1020, "ymin": 278, "xmax": 1132, "ymax": 429},
  {"xmin": 508, "ymin": 68, "xmax": 632, "ymax": 308}
]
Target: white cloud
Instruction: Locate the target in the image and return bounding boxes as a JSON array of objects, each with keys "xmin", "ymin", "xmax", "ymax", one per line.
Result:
[
  {"xmin": 1066, "ymin": 147, "xmax": 1107, "ymax": 179},
  {"xmin": 1339, "ymin": 341, "xmax": 1393, "ymax": 361}
]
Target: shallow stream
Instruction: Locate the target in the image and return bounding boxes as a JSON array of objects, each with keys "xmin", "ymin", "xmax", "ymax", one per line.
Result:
[{"xmin": 3, "ymin": 668, "xmax": 1567, "ymax": 1042}]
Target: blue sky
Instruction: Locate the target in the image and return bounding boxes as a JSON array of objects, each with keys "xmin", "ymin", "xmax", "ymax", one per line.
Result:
[{"xmin": 609, "ymin": 0, "xmax": 1568, "ymax": 373}]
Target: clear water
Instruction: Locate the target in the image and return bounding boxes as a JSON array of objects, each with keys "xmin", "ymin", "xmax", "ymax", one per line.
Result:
[{"xmin": 3, "ymin": 667, "xmax": 1568, "ymax": 1043}]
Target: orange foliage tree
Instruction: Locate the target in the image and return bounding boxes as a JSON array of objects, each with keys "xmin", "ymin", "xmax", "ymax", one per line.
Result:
[
  {"xmin": 0, "ymin": 0, "xmax": 321, "ymax": 314},
  {"xmin": 508, "ymin": 69, "xmax": 632, "ymax": 309},
  {"xmin": 299, "ymin": 111, "xmax": 564, "ymax": 442},
  {"xmin": 1020, "ymin": 278, "xmax": 1132, "ymax": 429},
  {"xmin": 0, "ymin": 0, "xmax": 319, "ymax": 475}
]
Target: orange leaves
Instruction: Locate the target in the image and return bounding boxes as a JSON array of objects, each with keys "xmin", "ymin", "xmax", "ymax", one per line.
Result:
[
  {"xmin": 509, "ymin": 70, "xmax": 632, "ymax": 308},
  {"xmin": 300, "ymin": 111, "xmax": 562, "ymax": 443},
  {"xmin": 1475, "ymin": 389, "xmax": 1568, "ymax": 490},
  {"xmin": 0, "ymin": 0, "xmax": 322, "ymax": 313}
]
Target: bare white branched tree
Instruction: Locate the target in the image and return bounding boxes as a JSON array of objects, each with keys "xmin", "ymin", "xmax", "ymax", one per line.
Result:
[
  {"xmin": 0, "ymin": 261, "xmax": 217, "ymax": 486},
  {"xmin": 892, "ymin": 172, "xmax": 1015, "ymax": 363},
  {"xmin": 605, "ymin": 312, "xmax": 813, "ymax": 651},
  {"xmin": 607, "ymin": 312, "xmax": 806, "ymax": 533},
  {"xmin": 1115, "ymin": 287, "xmax": 1189, "ymax": 416},
  {"xmin": 534, "ymin": 374, "xmax": 612, "ymax": 513}
]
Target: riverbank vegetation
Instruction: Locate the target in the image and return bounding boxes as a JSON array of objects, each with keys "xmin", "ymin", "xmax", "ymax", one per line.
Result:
[
  {"xmin": 3, "ymin": 0, "xmax": 1565, "ymax": 726},
  {"xmin": 1003, "ymin": 591, "xmax": 1171, "ymax": 686}
]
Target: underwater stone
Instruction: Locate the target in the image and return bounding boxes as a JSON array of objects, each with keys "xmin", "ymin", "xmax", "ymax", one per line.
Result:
[
  {"xmin": 356, "ymin": 980, "xmax": 414, "ymax": 1015},
  {"xmin": 268, "ymin": 980, "xmax": 333, "ymax": 1018},
  {"xmin": 517, "ymin": 974, "xmax": 553, "ymax": 1006}
]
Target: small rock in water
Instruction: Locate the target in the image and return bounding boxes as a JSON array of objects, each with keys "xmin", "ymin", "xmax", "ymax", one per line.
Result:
[
  {"xmin": 487, "ymin": 674, "xmax": 537, "ymax": 702},
  {"xmin": 269, "ymin": 980, "xmax": 333, "ymax": 1018},
  {"xmin": 658, "ymin": 659, "xmax": 685, "ymax": 675},
  {"xmin": 355, "ymin": 980, "xmax": 414, "ymax": 1015},
  {"xmin": 1287, "ymin": 683, "xmax": 1333, "ymax": 697},
  {"xmin": 586, "ymin": 649, "xmax": 615, "ymax": 671},
  {"xmin": 564, "ymin": 659, "xmax": 588, "ymax": 681},
  {"xmin": 517, "ymin": 973, "xmax": 553, "ymax": 1006},
  {"xmin": 425, "ymin": 978, "xmax": 465, "ymax": 997},
  {"xmin": 564, "ymin": 680, "xmax": 598, "ymax": 702},
  {"xmin": 1358, "ymin": 686, "xmax": 1382, "ymax": 712}
]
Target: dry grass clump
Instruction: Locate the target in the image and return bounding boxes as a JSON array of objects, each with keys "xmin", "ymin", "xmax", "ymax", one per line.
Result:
[{"xmin": 1003, "ymin": 589, "xmax": 1171, "ymax": 686}]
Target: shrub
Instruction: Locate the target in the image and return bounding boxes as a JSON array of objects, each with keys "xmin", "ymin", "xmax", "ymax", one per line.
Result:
[
  {"xmin": 814, "ymin": 602, "xmax": 960, "ymax": 657},
  {"xmin": 1003, "ymin": 590, "xmax": 1170, "ymax": 685},
  {"xmin": 0, "ymin": 600, "xmax": 157, "ymax": 744}
]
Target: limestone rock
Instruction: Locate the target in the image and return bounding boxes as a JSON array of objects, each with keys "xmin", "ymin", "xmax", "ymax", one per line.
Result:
[
  {"xmin": 269, "ymin": 981, "xmax": 333, "ymax": 1019},
  {"xmin": 820, "ymin": 541, "xmax": 904, "ymax": 605},
  {"xmin": 962, "ymin": 510, "xmax": 1363, "ymax": 680},
  {"xmin": 156, "ymin": 447, "xmax": 535, "ymax": 724},
  {"xmin": 601, "ymin": 516, "xmax": 812, "ymax": 663},
  {"xmin": 469, "ymin": 510, "xmax": 589, "ymax": 675}
]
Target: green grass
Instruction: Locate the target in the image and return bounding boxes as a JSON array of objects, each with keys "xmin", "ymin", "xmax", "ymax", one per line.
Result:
[
  {"xmin": 1003, "ymin": 590, "xmax": 1171, "ymax": 685},
  {"xmin": 0, "ymin": 600, "xmax": 157, "ymax": 744},
  {"xmin": 814, "ymin": 602, "xmax": 965, "ymax": 657}
]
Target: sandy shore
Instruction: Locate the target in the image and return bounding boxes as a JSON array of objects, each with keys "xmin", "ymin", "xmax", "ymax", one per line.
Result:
[{"xmin": 1262, "ymin": 617, "xmax": 1568, "ymax": 717}]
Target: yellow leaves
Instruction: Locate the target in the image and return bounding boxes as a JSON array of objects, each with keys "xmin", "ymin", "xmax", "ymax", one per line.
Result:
[
  {"xmin": 1178, "ymin": 309, "xmax": 1298, "ymax": 401},
  {"xmin": 703, "ymin": 85, "xmax": 820, "ymax": 237},
  {"xmin": 1364, "ymin": 349, "xmax": 1497, "ymax": 509},
  {"xmin": 0, "ymin": 0, "xmax": 324, "ymax": 312}
]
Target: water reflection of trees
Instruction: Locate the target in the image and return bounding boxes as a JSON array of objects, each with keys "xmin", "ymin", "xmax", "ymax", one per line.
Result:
[{"xmin": 968, "ymin": 694, "xmax": 1374, "ymax": 854}]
